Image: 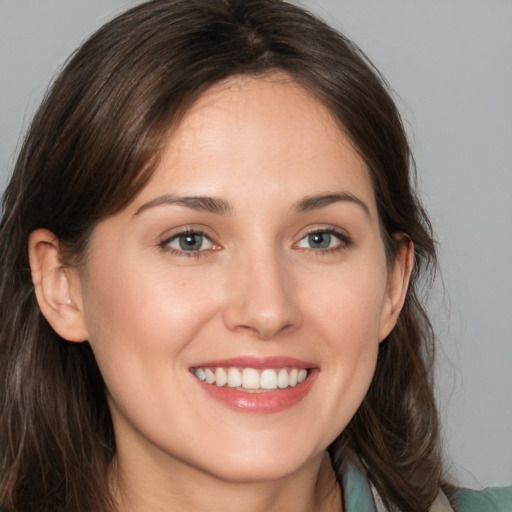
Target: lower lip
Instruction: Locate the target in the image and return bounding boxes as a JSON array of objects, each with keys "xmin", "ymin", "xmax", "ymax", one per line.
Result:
[{"xmin": 196, "ymin": 370, "xmax": 318, "ymax": 414}]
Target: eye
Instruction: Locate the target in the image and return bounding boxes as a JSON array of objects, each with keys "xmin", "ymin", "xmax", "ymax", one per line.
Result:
[
  {"xmin": 296, "ymin": 229, "xmax": 349, "ymax": 251},
  {"xmin": 160, "ymin": 230, "xmax": 215, "ymax": 253}
]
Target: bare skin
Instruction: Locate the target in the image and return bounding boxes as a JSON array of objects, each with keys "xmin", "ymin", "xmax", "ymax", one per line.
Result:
[{"xmin": 112, "ymin": 452, "xmax": 341, "ymax": 512}]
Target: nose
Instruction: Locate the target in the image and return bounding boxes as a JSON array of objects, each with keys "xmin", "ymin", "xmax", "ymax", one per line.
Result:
[{"xmin": 222, "ymin": 250, "xmax": 302, "ymax": 340}]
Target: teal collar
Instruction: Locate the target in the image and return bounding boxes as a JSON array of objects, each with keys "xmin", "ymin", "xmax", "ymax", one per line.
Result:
[
  {"xmin": 340, "ymin": 455, "xmax": 378, "ymax": 512},
  {"xmin": 340, "ymin": 455, "xmax": 457, "ymax": 512}
]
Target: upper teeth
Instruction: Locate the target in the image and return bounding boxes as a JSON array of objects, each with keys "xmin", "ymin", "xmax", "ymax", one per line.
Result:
[{"xmin": 193, "ymin": 367, "xmax": 308, "ymax": 390}]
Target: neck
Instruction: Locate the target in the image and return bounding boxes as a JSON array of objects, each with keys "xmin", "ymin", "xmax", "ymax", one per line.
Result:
[{"xmin": 111, "ymin": 449, "xmax": 341, "ymax": 512}]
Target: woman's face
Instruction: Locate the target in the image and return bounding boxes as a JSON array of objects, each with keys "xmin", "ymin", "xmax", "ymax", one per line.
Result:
[{"xmin": 69, "ymin": 75, "xmax": 409, "ymax": 483}]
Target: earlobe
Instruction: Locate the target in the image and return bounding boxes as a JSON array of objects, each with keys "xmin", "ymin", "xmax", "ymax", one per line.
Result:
[
  {"xmin": 378, "ymin": 235, "xmax": 414, "ymax": 342},
  {"xmin": 28, "ymin": 229, "xmax": 89, "ymax": 342}
]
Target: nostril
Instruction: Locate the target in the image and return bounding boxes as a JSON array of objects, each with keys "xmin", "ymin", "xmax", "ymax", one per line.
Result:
[
  {"xmin": 232, "ymin": 321, "xmax": 295, "ymax": 340},
  {"xmin": 222, "ymin": 263, "xmax": 302, "ymax": 338}
]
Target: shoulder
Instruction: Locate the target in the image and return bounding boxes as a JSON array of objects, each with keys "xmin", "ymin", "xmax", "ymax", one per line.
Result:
[
  {"xmin": 339, "ymin": 451, "xmax": 512, "ymax": 512},
  {"xmin": 451, "ymin": 486, "xmax": 512, "ymax": 512}
]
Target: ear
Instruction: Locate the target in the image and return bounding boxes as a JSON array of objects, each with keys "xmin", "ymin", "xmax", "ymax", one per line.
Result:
[
  {"xmin": 378, "ymin": 234, "xmax": 414, "ymax": 342},
  {"xmin": 28, "ymin": 229, "xmax": 89, "ymax": 342}
]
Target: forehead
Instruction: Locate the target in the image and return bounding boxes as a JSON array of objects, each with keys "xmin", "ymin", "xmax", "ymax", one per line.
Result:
[{"xmin": 132, "ymin": 74, "xmax": 376, "ymax": 217}]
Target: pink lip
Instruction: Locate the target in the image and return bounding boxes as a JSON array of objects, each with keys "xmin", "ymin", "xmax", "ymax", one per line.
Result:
[
  {"xmin": 191, "ymin": 355, "xmax": 315, "ymax": 369},
  {"xmin": 191, "ymin": 356, "xmax": 318, "ymax": 414}
]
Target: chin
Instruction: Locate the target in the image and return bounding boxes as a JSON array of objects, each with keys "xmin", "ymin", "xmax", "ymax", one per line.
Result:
[
  {"xmin": 203, "ymin": 456, "xmax": 313, "ymax": 484},
  {"xmin": 186, "ymin": 436, "xmax": 324, "ymax": 484}
]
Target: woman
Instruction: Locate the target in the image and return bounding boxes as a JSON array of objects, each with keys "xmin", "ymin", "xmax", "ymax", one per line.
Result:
[{"xmin": 0, "ymin": 1, "xmax": 510, "ymax": 511}]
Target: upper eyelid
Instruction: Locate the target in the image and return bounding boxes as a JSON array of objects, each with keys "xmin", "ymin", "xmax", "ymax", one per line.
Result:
[
  {"xmin": 159, "ymin": 225, "xmax": 217, "ymax": 243},
  {"xmin": 294, "ymin": 225, "xmax": 350, "ymax": 241},
  {"xmin": 301, "ymin": 227, "xmax": 346, "ymax": 236},
  {"xmin": 157, "ymin": 225, "xmax": 351, "ymax": 247}
]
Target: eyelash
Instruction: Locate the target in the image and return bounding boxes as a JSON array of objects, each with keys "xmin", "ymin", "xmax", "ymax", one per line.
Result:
[
  {"xmin": 295, "ymin": 228, "xmax": 351, "ymax": 254},
  {"xmin": 158, "ymin": 229, "xmax": 216, "ymax": 258},
  {"xmin": 158, "ymin": 227, "xmax": 351, "ymax": 258}
]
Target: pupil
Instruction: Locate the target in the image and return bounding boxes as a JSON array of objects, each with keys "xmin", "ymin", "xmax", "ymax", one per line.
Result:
[
  {"xmin": 180, "ymin": 234, "xmax": 202, "ymax": 250},
  {"xmin": 309, "ymin": 232, "xmax": 330, "ymax": 248}
]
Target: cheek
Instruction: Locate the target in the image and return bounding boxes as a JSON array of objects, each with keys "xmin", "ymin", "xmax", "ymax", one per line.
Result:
[
  {"xmin": 79, "ymin": 259, "xmax": 227, "ymax": 443},
  {"xmin": 300, "ymin": 256, "xmax": 387, "ymax": 434},
  {"xmin": 80, "ymin": 257, "xmax": 222, "ymax": 386},
  {"xmin": 304, "ymin": 255, "xmax": 388, "ymax": 344},
  {"xmin": 329, "ymin": 262, "xmax": 387, "ymax": 378}
]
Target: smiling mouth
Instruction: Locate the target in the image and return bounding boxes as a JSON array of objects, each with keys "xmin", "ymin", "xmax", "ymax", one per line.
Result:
[{"xmin": 192, "ymin": 367, "xmax": 309, "ymax": 392}]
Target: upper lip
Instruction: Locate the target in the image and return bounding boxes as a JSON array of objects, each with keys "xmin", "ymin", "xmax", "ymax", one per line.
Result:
[{"xmin": 190, "ymin": 356, "xmax": 316, "ymax": 369}]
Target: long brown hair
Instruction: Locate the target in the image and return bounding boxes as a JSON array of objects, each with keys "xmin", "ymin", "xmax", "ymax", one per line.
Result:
[{"xmin": 0, "ymin": 1, "xmax": 441, "ymax": 510}]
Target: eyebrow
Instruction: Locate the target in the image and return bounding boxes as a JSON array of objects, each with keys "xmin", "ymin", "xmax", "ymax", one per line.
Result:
[
  {"xmin": 134, "ymin": 191, "xmax": 370, "ymax": 217},
  {"xmin": 294, "ymin": 192, "xmax": 371, "ymax": 217},
  {"xmin": 134, "ymin": 195, "xmax": 233, "ymax": 216}
]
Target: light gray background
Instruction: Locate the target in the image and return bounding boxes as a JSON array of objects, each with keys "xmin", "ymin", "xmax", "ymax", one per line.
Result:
[{"xmin": 1, "ymin": 0, "xmax": 511, "ymax": 488}]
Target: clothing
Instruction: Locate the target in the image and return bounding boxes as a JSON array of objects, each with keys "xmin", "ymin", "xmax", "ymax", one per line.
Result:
[
  {"xmin": 450, "ymin": 487, "xmax": 512, "ymax": 512},
  {"xmin": 341, "ymin": 455, "xmax": 512, "ymax": 512}
]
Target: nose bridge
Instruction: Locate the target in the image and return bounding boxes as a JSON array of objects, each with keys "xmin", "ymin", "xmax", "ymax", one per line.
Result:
[{"xmin": 223, "ymin": 240, "xmax": 301, "ymax": 339}]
